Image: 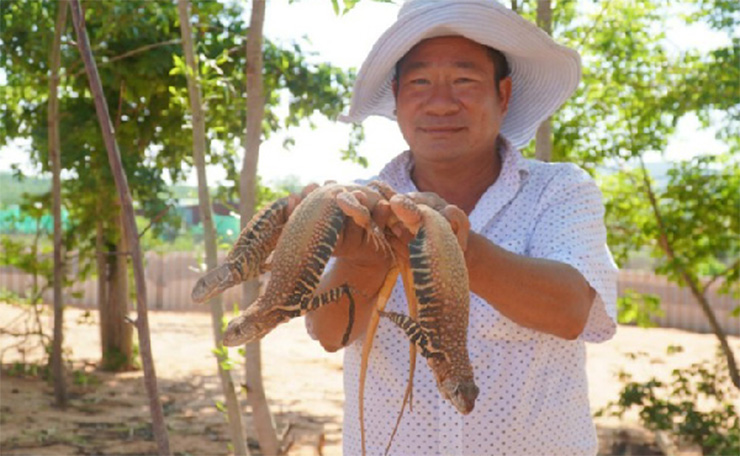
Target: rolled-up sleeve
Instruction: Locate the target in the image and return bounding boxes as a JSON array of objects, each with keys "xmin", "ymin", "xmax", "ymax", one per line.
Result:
[{"xmin": 527, "ymin": 164, "xmax": 618, "ymax": 342}]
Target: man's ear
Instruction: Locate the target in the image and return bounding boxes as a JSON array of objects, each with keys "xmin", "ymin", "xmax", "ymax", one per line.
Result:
[
  {"xmin": 498, "ymin": 76, "xmax": 512, "ymax": 115},
  {"xmin": 392, "ymin": 78, "xmax": 399, "ymax": 100}
]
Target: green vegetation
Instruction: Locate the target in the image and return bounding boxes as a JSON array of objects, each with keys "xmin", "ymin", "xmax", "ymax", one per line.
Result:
[
  {"xmin": 0, "ymin": 172, "xmax": 51, "ymax": 207},
  {"xmin": 598, "ymin": 347, "xmax": 740, "ymax": 455}
]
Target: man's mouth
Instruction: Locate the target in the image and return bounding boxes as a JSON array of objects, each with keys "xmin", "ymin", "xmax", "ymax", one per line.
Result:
[{"xmin": 419, "ymin": 126, "xmax": 465, "ymax": 134}]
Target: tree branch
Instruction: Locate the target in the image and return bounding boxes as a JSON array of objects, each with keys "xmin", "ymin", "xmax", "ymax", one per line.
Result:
[
  {"xmin": 638, "ymin": 156, "xmax": 740, "ymax": 390},
  {"xmin": 137, "ymin": 205, "xmax": 173, "ymax": 239},
  {"xmin": 115, "ymin": 80, "xmax": 126, "ymax": 133},
  {"xmin": 703, "ymin": 258, "xmax": 740, "ymax": 294},
  {"xmin": 70, "ymin": 38, "xmax": 182, "ymax": 78}
]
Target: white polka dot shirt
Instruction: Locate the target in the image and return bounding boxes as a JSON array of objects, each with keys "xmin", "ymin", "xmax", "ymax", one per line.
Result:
[{"xmin": 341, "ymin": 138, "xmax": 618, "ymax": 456}]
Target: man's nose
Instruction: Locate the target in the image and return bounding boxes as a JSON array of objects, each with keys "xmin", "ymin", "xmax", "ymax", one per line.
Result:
[{"xmin": 424, "ymin": 83, "xmax": 459, "ymax": 116}]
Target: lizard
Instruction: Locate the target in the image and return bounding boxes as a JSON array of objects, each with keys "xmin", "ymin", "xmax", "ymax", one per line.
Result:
[
  {"xmin": 190, "ymin": 197, "xmax": 292, "ymax": 305},
  {"xmin": 358, "ymin": 192, "xmax": 478, "ymax": 456},
  {"xmin": 383, "ymin": 192, "xmax": 479, "ymax": 414},
  {"xmin": 218, "ymin": 182, "xmax": 396, "ymax": 347}
]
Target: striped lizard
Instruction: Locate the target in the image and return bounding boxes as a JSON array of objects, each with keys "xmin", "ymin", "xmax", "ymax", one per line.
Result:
[
  {"xmin": 194, "ymin": 182, "xmax": 396, "ymax": 347},
  {"xmin": 191, "ymin": 183, "xmax": 478, "ymax": 455},
  {"xmin": 358, "ymin": 192, "xmax": 478, "ymax": 455}
]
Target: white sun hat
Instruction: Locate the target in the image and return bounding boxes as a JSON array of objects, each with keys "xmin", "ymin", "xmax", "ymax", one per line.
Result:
[{"xmin": 340, "ymin": 0, "xmax": 581, "ymax": 149}]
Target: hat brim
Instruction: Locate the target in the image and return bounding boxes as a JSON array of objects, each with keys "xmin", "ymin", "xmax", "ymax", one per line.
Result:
[{"xmin": 340, "ymin": 0, "xmax": 581, "ymax": 150}]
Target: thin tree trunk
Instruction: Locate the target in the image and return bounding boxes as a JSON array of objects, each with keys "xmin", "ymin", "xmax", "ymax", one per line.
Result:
[
  {"xmin": 95, "ymin": 210, "xmax": 108, "ymax": 359},
  {"xmin": 242, "ymin": 1, "xmax": 280, "ymax": 454},
  {"xmin": 96, "ymin": 217, "xmax": 109, "ymax": 356},
  {"xmin": 69, "ymin": 1, "xmax": 172, "ymax": 454},
  {"xmin": 103, "ymin": 210, "xmax": 134, "ymax": 371},
  {"xmin": 639, "ymin": 160, "xmax": 740, "ymax": 389},
  {"xmin": 510, "ymin": 0, "xmax": 518, "ymax": 13},
  {"xmin": 177, "ymin": 1, "xmax": 250, "ymax": 454},
  {"xmin": 49, "ymin": 0, "xmax": 68, "ymax": 408},
  {"xmin": 535, "ymin": 0, "xmax": 552, "ymax": 162}
]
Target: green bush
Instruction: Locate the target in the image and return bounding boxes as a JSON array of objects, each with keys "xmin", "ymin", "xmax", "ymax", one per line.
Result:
[{"xmin": 597, "ymin": 347, "xmax": 739, "ymax": 455}]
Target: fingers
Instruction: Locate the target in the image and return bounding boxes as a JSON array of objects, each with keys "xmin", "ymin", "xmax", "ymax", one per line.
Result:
[
  {"xmin": 389, "ymin": 194, "xmax": 423, "ymax": 234},
  {"xmin": 389, "ymin": 192, "xmax": 471, "ymax": 251},
  {"xmin": 441, "ymin": 205, "xmax": 470, "ymax": 251}
]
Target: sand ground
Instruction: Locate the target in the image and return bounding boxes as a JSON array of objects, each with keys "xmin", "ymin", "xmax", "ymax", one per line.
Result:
[{"xmin": 1, "ymin": 303, "xmax": 738, "ymax": 455}]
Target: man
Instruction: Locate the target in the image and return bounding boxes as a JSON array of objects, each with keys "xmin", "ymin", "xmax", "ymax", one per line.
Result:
[{"xmin": 306, "ymin": 0, "xmax": 618, "ymax": 454}]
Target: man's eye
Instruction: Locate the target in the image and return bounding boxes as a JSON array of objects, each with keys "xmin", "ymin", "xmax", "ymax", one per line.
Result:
[
  {"xmin": 409, "ymin": 78, "xmax": 430, "ymax": 85},
  {"xmin": 455, "ymin": 77, "xmax": 474, "ymax": 83}
]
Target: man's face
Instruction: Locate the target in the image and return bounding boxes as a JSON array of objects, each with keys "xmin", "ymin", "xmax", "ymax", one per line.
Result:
[{"xmin": 393, "ymin": 36, "xmax": 511, "ymax": 165}]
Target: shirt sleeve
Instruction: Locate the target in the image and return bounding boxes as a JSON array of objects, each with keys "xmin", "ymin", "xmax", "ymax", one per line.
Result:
[{"xmin": 527, "ymin": 164, "xmax": 618, "ymax": 343}]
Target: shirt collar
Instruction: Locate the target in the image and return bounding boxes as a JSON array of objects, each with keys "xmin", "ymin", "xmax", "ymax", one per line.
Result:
[{"xmin": 378, "ymin": 135, "xmax": 530, "ymax": 231}]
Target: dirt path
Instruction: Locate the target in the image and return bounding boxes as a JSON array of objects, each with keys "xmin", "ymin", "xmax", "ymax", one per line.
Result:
[{"xmin": 1, "ymin": 303, "xmax": 738, "ymax": 455}]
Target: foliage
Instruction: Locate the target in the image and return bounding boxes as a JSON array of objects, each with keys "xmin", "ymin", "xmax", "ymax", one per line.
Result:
[
  {"xmin": 1, "ymin": 0, "xmax": 359, "ymax": 280},
  {"xmin": 0, "ymin": 172, "xmax": 51, "ymax": 207},
  {"xmin": 603, "ymin": 157, "xmax": 739, "ymax": 296},
  {"xmin": 532, "ymin": 0, "xmax": 739, "ymax": 351},
  {"xmin": 597, "ymin": 347, "xmax": 740, "ymax": 455},
  {"xmin": 617, "ymin": 289, "xmax": 663, "ymax": 327}
]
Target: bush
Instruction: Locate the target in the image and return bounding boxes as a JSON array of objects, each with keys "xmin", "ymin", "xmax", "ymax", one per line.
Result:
[{"xmin": 597, "ymin": 346, "xmax": 739, "ymax": 455}]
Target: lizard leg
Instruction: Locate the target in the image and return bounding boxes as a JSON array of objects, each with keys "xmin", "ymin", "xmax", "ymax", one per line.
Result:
[
  {"xmin": 336, "ymin": 190, "xmax": 392, "ymax": 256},
  {"xmin": 378, "ymin": 310, "xmax": 445, "ymax": 360},
  {"xmin": 440, "ymin": 204, "xmax": 470, "ymax": 250},
  {"xmin": 388, "ymin": 194, "xmax": 424, "ymax": 235},
  {"xmin": 300, "ymin": 283, "xmax": 356, "ymax": 346},
  {"xmin": 367, "ymin": 180, "xmax": 397, "ymax": 200}
]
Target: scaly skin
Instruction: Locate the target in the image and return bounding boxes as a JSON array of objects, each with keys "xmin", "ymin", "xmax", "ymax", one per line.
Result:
[
  {"xmin": 382, "ymin": 194, "xmax": 479, "ymax": 415},
  {"xmin": 191, "ymin": 197, "xmax": 290, "ymax": 304},
  {"xmin": 221, "ymin": 183, "xmax": 393, "ymax": 347}
]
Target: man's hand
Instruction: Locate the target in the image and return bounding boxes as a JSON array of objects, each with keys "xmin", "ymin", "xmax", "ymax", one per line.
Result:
[
  {"xmin": 287, "ymin": 182, "xmax": 396, "ymax": 268},
  {"xmin": 386, "ymin": 191, "xmax": 471, "ymax": 264}
]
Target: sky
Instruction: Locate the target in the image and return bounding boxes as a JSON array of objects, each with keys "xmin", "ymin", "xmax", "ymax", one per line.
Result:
[{"xmin": 0, "ymin": 0, "xmax": 732, "ymax": 189}]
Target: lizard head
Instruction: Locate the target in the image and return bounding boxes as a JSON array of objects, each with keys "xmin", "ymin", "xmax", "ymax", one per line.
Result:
[
  {"xmin": 191, "ymin": 264, "xmax": 238, "ymax": 304},
  {"xmin": 221, "ymin": 305, "xmax": 288, "ymax": 346},
  {"xmin": 440, "ymin": 377, "xmax": 479, "ymax": 415},
  {"xmin": 222, "ymin": 314, "xmax": 268, "ymax": 346}
]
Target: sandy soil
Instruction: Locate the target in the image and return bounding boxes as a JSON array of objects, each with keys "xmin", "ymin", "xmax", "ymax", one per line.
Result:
[{"xmin": 1, "ymin": 302, "xmax": 738, "ymax": 456}]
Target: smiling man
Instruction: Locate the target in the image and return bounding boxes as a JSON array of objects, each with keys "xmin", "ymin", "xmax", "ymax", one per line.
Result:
[{"xmin": 305, "ymin": 0, "xmax": 618, "ymax": 454}]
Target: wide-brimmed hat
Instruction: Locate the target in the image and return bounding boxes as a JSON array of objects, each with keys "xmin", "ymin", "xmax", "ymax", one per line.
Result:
[{"xmin": 340, "ymin": 0, "xmax": 581, "ymax": 149}]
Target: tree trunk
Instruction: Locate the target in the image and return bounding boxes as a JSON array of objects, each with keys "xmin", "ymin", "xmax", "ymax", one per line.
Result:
[
  {"xmin": 535, "ymin": 0, "xmax": 552, "ymax": 162},
  {"xmin": 69, "ymin": 1, "xmax": 171, "ymax": 454},
  {"xmin": 177, "ymin": 1, "xmax": 250, "ymax": 454},
  {"xmin": 49, "ymin": 0, "xmax": 68, "ymax": 408},
  {"xmin": 102, "ymin": 210, "xmax": 134, "ymax": 371},
  {"xmin": 96, "ymin": 217, "xmax": 109, "ymax": 354},
  {"xmin": 243, "ymin": 1, "xmax": 280, "ymax": 454}
]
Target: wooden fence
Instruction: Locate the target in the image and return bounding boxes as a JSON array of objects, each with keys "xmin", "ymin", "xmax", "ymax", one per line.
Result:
[{"xmin": 1, "ymin": 251, "xmax": 738, "ymax": 336}]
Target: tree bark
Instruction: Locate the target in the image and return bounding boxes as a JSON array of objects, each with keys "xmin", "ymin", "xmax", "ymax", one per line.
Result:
[
  {"xmin": 96, "ymin": 216, "xmax": 109, "ymax": 356},
  {"xmin": 535, "ymin": 0, "xmax": 552, "ymax": 162},
  {"xmin": 69, "ymin": 1, "xmax": 172, "ymax": 454},
  {"xmin": 177, "ymin": 1, "xmax": 250, "ymax": 454},
  {"xmin": 242, "ymin": 1, "xmax": 280, "ymax": 454},
  {"xmin": 49, "ymin": 0, "xmax": 68, "ymax": 408},
  {"xmin": 102, "ymin": 210, "xmax": 134, "ymax": 371}
]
